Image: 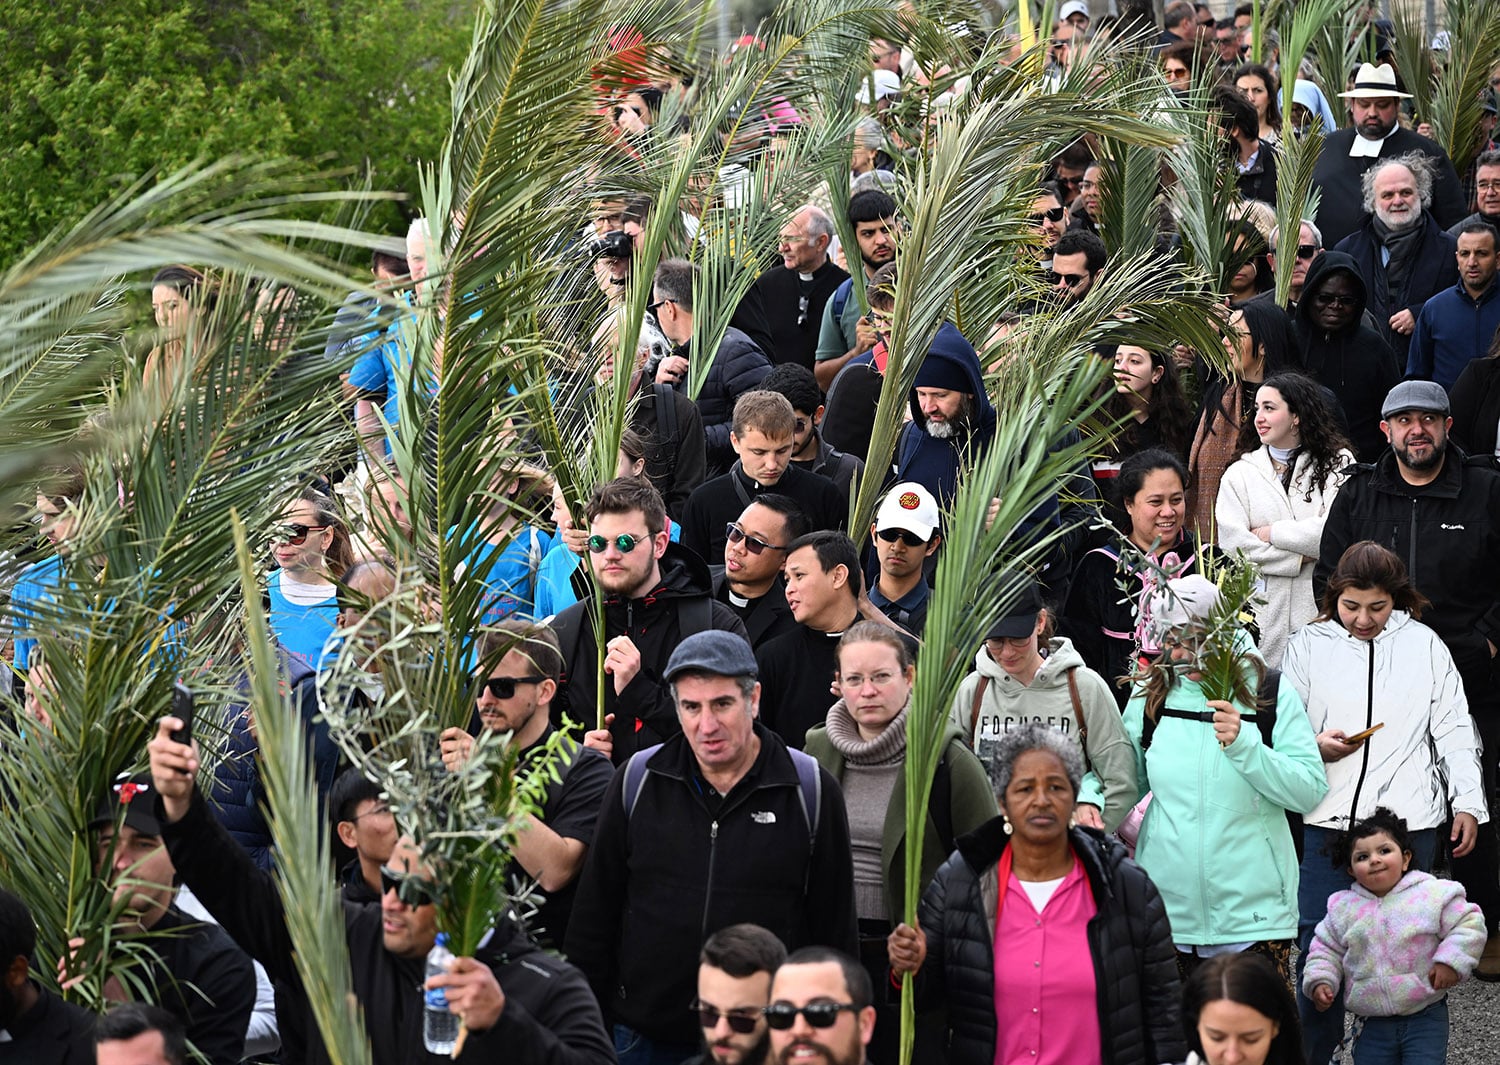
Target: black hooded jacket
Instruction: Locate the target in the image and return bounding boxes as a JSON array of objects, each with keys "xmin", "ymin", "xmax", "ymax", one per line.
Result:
[
  {"xmin": 550, "ymin": 541, "xmax": 749, "ymax": 764},
  {"xmin": 158, "ymin": 792, "xmax": 616, "ymax": 1065},
  {"xmin": 908, "ymin": 819, "xmax": 1185, "ymax": 1065},
  {"xmin": 1294, "ymin": 252, "xmax": 1402, "ymax": 462}
]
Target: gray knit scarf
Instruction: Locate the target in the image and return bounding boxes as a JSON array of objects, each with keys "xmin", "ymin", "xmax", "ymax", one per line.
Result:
[
  {"xmin": 825, "ymin": 697, "xmax": 910, "ymax": 766},
  {"xmin": 1372, "ymin": 214, "xmax": 1424, "ymax": 303}
]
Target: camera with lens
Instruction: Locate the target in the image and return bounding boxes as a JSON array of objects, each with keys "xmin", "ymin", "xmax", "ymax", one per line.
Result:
[{"xmin": 589, "ymin": 229, "xmax": 634, "ymax": 261}]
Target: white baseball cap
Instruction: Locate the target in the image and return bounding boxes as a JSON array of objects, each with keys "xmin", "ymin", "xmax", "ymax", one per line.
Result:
[
  {"xmin": 874, "ymin": 482, "xmax": 941, "ymax": 540},
  {"xmin": 856, "ymin": 69, "xmax": 903, "ymax": 105},
  {"xmin": 1059, "ymin": 0, "xmax": 1091, "ymax": 22}
]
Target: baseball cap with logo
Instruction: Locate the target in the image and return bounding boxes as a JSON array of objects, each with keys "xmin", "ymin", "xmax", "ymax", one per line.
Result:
[{"xmin": 874, "ymin": 482, "xmax": 940, "ymax": 541}]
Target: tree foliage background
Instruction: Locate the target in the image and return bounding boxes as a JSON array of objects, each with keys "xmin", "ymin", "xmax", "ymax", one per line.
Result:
[{"xmin": 0, "ymin": 0, "xmax": 472, "ymax": 264}]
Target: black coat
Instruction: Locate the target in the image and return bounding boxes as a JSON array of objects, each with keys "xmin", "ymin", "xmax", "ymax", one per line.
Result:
[
  {"xmin": 1334, "ymin": 213, "xmax": 1458, "ymax": 366},
  {"xmin": 754, "ymin": 261, "xmax": 849, "ymax": 370},
  {"xmin": 1450, "ymin": 356, "xmax": 1500, "ymax": 457},
  {"xmin": 680, "ymin": 462, "xmax": 846, "ymax": 563},
  {"xmin": 630, "ymin": 383, "xmax": 707, "ymax": 521},
  {"xmin": 1294, "ymin": 251, "xmax": 1403, "ymax": 463},
  {"xmin": 682, "ymin": 326, "xmax": 772, "ymax": 476},
  {"xmin": 550, "ymin": 541, "xmax": 748, "ymax": 764},
  {"xmin": 158, "ymin": 793, "xmax": 616, "ymax": 1065},
  {"xmin": 711, "ymin": 570, "xmax": 799, "ymax": 649},
  {"xmin": 1312, "ymin": 127, "xmax": 1466, "ymax": 247},
  {"xmin": 0, "ymin": 984, "xmax": 95, "ymax": 1064},
  {"xmin": 1314, "ymin": 445, "xmax": 1500, "ymax": 703},
  {"xmin": 564, "ymin": 724, "xmax": 858, "ymax": 1046},
  {"xmin": 1236, "ymin": 139, "xmax": 1278, "ymax": 205},
  {"xmin": 910, "ymin": 820, "xmax": 1184, "ymax": 1065}
]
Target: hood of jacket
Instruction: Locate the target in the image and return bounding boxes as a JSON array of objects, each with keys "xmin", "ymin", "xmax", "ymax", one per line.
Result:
[
  {"xmin": 905, "ymin": 322, "xmax": 996, "ymax": 440},
  {"xmin": 972, "ymin": 635, "xmax": 1085, "ymax": 686},
  {"xmin": 1296, "ymin": 250, "xmax": 1369, "ymax": 341}
]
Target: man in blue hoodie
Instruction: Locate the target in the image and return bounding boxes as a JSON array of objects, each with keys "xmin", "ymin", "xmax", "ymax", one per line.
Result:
[{"xmin": 890, "ymin": 323, "xmax": 996, "ymax": 507}]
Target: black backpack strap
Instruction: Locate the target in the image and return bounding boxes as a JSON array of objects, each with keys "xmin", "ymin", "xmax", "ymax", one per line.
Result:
[
  {"xmin": 653, "ymin": 383, "xmax": 678, "ymax": 443},
  {"xmin": 681, "ymin": 595, "xmax": 714, "ymax": 639}
]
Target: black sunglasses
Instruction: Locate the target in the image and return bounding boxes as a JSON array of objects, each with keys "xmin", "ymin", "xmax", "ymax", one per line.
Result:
[
  {"xmin": 1313, "ymin": 292, "xmax": 1358, "ymax": 308},
  {"xmin": 694, "ymin": 1003, "xmax": 762, "ymax": 1033},
  {"xmin": 647, "ymin": 297, "xmax": 676, "ymax": 315},
  {"xmin": 796, "ymin": 294, "xmax": 811, "ymax": 328},
  {"xmin": 1028, "ymin": 206, "xmax": 1066, "ymax": 224},
  {"xmin": 1054, "ymin": 175, "xmax": 1081, "ymax": 188},
  {"xmin": 763, "ymin": 1002, "xmax": 859, "ymax": 1030},
  {"xmin": 587, "ymin": 532, "xmax": 650, "ymax": 553},
  {"xmin": 726, "ymin": 522, "xmax": 786, "ymax": 555},
  {"xmin": 479, "ymin": 675, "xmax": 547, "ymax": 700},
  {"xmin": 275, "ymin": 522, "xmax": 328, "ymax": 546},
  {"xmin": 876, "ymin": 527, "xmax": 928, "ymax": 547},
  {"xmin": 1049, "ymin": 271, "xmax": 1087, "ymax": 286},
  {"xmin": 379, "ymin": 866, "xmax": 435, "ymax": 908},
  {"xmin": 1294, "ymin": 244, "xmax": 1318, "ymax": 259}
]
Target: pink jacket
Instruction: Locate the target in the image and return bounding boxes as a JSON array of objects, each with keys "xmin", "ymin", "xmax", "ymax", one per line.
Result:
[{"xmin": 1303, "ymin": 871, "xmax": 1485, "ymax": 1017}]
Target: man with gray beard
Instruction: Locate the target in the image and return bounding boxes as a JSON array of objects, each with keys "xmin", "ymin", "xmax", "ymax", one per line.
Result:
[
  {"xmin": 1333, "ymin": 153, "xmax": 1458, "ymax": 366},
  {"xmin": 889, "ymin": 323, "xmax": 994, "ymax": 506}
]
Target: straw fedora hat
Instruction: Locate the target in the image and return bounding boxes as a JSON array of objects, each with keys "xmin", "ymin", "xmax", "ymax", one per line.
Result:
[{"xmin": 1338, "ymin": 62, "xmax": 1413, "ymax": 100}]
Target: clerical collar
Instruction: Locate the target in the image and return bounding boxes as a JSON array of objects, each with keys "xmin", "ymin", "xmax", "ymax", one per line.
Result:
[
  {"xmin": 728, "ymin": 589, "xmax": 750, "ymax": 608},
  {"xmin": 1349, "ymin": 128, "xmax": 1394, "ymax": 158}
]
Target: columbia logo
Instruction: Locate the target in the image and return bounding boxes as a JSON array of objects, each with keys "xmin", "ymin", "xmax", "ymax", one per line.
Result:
[
  {"xmin": 750, "ymin": 811, "xmax": 776, "ymax": 824},
  {"xmin": 1441, "ymin": 523, "xmax": 1466, "ymax": 531}
]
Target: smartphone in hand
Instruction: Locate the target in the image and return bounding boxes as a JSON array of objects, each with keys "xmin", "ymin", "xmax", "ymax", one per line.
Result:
[{"xmin": 170, "ymin": 681, "xmax": 195, "ymax": 746}]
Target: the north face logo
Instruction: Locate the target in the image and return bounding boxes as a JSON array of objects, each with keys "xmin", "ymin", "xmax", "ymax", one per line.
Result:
[{"xmin": 751, "ymin": 811, "xmax": 776, "ymax": 824}]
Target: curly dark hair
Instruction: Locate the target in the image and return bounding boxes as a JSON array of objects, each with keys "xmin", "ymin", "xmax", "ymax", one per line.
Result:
[
  {"xmin": 1331, "ymin": 806, "xmax": 1411, "ymax": 870},
  {"xmin": 1105, "ymin": 345, "xmax": 1195, "ymax": 461},
  {"xmin": 1246, "ymin": 373, "xmax": 1353, "ymax": 497}
]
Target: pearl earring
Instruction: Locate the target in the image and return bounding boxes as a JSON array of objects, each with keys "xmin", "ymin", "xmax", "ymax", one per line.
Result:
[{"xmin": 1002, "ymin": 816, "xmax": 1013, "ymax": 835}]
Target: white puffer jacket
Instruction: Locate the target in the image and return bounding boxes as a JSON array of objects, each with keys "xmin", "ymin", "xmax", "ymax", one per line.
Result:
[{"xmin": 1282, "ymin": 611, "xmax": 1488, "ymax": 830}]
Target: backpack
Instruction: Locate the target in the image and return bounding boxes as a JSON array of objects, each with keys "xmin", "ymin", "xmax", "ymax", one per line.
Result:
[
  {"xmin": 621, "ymin": 742, "xmax": 823, "ymax": 847},
  {"xmin": 968, "ymin": 666, "xmax": 1091, "ymax": 772}
]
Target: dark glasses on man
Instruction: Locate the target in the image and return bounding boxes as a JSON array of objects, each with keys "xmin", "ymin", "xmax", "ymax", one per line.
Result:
[
  {"xmin": 379, "ymin": 866, "xmax": 435, "ymax": 908},
  {"xmin": 1049, "ymin": 271, "xmax": 1087, "ymax": 286},
  {"xmin": 726, "ymin": 522, "xmax": 786, "ymax": 555},
  {"xmin": 587, "ymin": 532, "xmax": 650, "ymax": 553},
  {"xmin": 694, "ymin": 1003, "xmax": 763, "ymax": 1033},
  {"xmin": 763, "ymin": 1002, "xmax": 859, "ymax": 1030},
  {"xmin": 1028, "ymin": 206, "xmax": 1066, "ymax": 224},
  {"xmin": 275, "ymin": 522, "xmax": 328, "ymax": 546},
  {"xmin": 1312, "ymin": 292, "xmax": 1358, "ymax": 308},
  {"xmin": 1294, "ymin": 244, "xmax": 1318, "ymax": 259},
  {"xmin": 876, "ymin": 527, "xmax": 927, "ymax": 547},
  {"xmin": 479, "ymin": 675, "xmax": 546, "ymax": 700}
]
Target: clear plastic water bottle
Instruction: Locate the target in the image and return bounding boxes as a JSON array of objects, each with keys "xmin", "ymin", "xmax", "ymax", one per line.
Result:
[{"xmin": 424, "ymin": 932, "xmax": 460, "ymax": 1054}]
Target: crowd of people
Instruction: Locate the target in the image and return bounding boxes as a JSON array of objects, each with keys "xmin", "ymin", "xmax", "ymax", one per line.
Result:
[{"xmin": 9, "ymin": 2, "xmax": 1500, "ymax": 1065}]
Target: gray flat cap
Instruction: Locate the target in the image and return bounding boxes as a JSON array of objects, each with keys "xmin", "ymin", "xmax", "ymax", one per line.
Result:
[
  {"xmin": 1381, "ymin": 380, "xmax": 1450, "ymax": 419},
  {"xmin": 664, "ymin": 630, "xmax": 758, "ymax": 682}
]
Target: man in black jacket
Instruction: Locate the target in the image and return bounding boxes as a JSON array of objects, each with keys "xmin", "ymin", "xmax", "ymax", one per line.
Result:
[
  {"xmin": 1315, "ymin": 380, "xmax": 1500, "ymax": 970},
  {"xmin": 681, "ymin": 391, "xmax": 845, "ymax": 564},
  {"xmin": 754, "ymin": 206, "xmax": 848, "ymax": 370},
  {"xmin": 145, "ymin": 721, "xmax": 616, "ymax": 1065},
  {"xmin": 566, "ymin": 631, "xmax": 857, "ymax": 1065},
  {"xmin": 0, "ymin": 888, "xmax": 94, "ymax": 1064},
  {"xmin": 1312, "ymin": 63, "xmax": 1466, "ymax": 247},
  {"xmin": 1293, "ymin": 251, "xmax": 1401, "ymax": 462},
  {"xmin": 1333, "ymin": 155, "xmax": 1458, "ymax": 367},
  {"xmin": 652, "ymin": 259, "xmax": 773, "ymax": 477},
  {"xmin": 552, "ymin": 477, "xmax": 748, "ymax": 765}
]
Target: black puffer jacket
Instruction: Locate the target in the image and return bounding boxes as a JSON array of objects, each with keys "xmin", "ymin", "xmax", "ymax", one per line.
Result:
[
  {"xmin": 685, "ymin": 325, "xmax": 772, "ymax": 474},
  {"xmin": 911, "ymin": 819, "xmax": 1184, "ymax": 1065}
]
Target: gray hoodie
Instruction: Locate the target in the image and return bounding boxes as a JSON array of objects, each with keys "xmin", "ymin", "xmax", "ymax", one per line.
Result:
[{"xmin": 949, "ymin": 636, "xmax": 1138, "ymax": 832}]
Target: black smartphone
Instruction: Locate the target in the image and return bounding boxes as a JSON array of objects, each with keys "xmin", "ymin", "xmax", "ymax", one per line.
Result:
[{"xmin": 170, "ymin": 681, "xmax": 195, "ymax": 746}]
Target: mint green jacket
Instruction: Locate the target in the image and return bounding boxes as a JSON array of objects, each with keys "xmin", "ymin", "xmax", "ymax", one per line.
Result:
[{"xmin": 1123, "ymin": 669, "xmax": 1328, "ymax": 945}]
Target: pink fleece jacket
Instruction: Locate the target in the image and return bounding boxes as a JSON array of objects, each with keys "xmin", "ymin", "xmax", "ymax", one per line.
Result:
[{"xmin": 1302, "ymin": 870, "xmax": 1485, "ymax": 1017}]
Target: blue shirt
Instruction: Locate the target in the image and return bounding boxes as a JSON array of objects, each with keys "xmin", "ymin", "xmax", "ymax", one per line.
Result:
[
  {"xmin": 266, "ymin": 570, "xmax": 339, "ymax": 670},
  {"xmin": 10, "ymin": 555, "xmax": 65, "ymax": 671},
  {"xmin": 1408, "ymin": 280, "xmax": 1500, "ymax": 391}
]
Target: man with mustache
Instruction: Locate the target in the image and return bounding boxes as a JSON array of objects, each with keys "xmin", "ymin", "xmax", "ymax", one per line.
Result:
[
  {"xmin": 1312, "ymin": 62, "xmax": 1466, "ymax": 248},
  {"xmin": 1316, "ymin": 380, "xmax": 1500, "ymax": 979},
  {"xmin": 765, "ymin": 948, "xmax": 875, "ymax": 1065},
  {"xmin": 1408, "ymin": 222, "xmax": 1500, "ymax": 390},
  {"xmin": 689, "ymin": 925, "xmax": 786, "ymax": 1065},
  {"xmin": 1333, "ymin": 154, "xmax": 1458, "ymax": 367}
]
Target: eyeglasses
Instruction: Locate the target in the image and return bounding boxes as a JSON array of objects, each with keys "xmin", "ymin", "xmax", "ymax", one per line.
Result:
[
  {"xmin": 275, "ymin": 522, "xmax": 328, "ymax": 546},
  {"xmin": 1313, "ymin": 292, "xmax": 1358, "ymax": 308},
  {"xmin": 350, "ymin": 804, "xmax": 392, "ymax": 822},
  {"xmin": 1028, "ymin": 206, "xmax": 1066, "ymax": 224},
  {"xmin": 779, "ymin": 232, "xmax": 811, "ymax": 246},
  {"xmin": 1294, "ymin": 244, "xmax": 1318, "ymax": 260},
  {"xmin": 646, "ymin": 298, "xmax": 676, "ymax": 316},
  {"xmin": 1477, "ymin": 181, "xmax": 1500, "ymax": 192},
  {"xmin": 1054, "ymin": 175, "xmax": 1081, "ymax": 188},
  {"xmin": 1049, "ymin": 271, "xmax": 1088, "ymax": 286},
  {"xmin": 797, "ymin": 294, "xmax": 811, "ymax": 328},
  {"xmin": 841, "ymin": 670, "xmax": 899, "ymax": 689},
  {"xmin": 694, "ymin": 1003, "xmax": 763, "ymax": 1033},
  {"xmin": 478, "ymin": 675, "xmax": 547, "ymax": 700},
  {"xmin": 726, "ymin": 522, "xmax": 786, "ymax": 555},
  {"xmin": 876, "ymin": 527, "xmax": 928, "ymax": 547},
  {"xmin": 793, "ymin": 417, "xmax": 810, "ymax": 435},
  {"xmin": 587, "ymin": 532, "xmax": 651, "ymax": 553},
  {"xmin": 379, "ymin": 866, "xmax": 435, "ymax": 908},
  {"xmin": 763, "ymin": 1003, "xmax": 860, "ymax": 1030}
]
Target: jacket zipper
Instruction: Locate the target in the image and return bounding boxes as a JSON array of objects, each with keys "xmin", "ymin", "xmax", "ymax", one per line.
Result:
[
  {"xmin": 1345, "ymin": 640, "xmax": 1377, "ymax": 826},
  {"xmin": 1408, "ymin": 496, "xmax": 1419, "ymax": 580},
  {"xmin": 701, "ymin": 820, "xmax": 719, "ymax": 940}
]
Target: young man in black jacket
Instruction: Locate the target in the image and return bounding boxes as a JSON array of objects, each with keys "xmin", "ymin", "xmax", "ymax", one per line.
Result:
[
  {"xmin": 551, "ymin": 477, "xmax": 748, "ymax": 765},
  {"xmin": 145, "ymin": 720, "xmax": 615, "ymax": 1065},
  {"xmin": 566, "ymin": 631, "xmax": 858, "ymax": 1065},
  {"xmin": 1315, "ymin": 379, "xmax": 1500, "ymax": 972},
  {"xmin": 0, "ymin": 887, "xmax": 95, "ymax": 1064}
]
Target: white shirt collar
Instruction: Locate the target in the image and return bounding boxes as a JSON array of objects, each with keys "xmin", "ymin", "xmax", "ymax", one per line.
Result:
[{"xmin": 1349, "ymin": 128, "xmax": 1394, "ymax": 158}]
